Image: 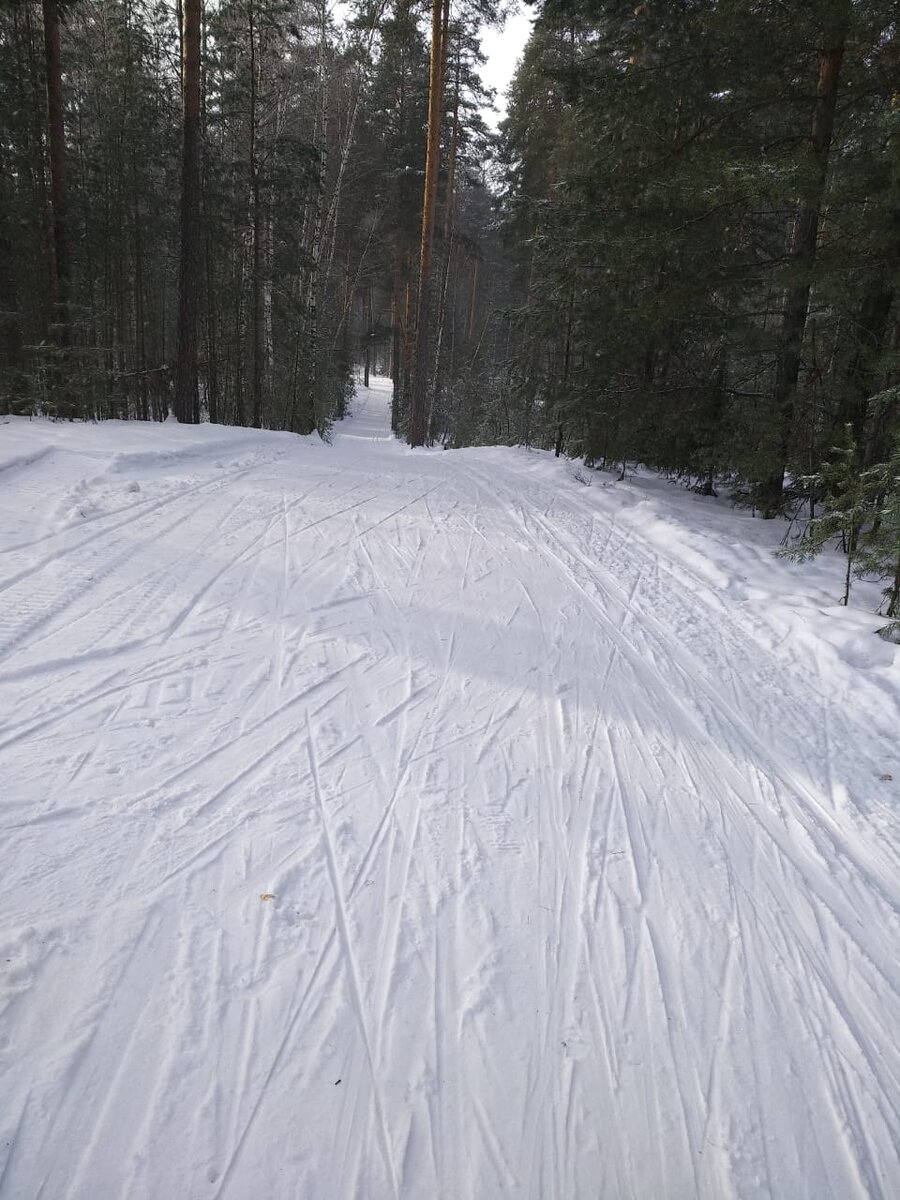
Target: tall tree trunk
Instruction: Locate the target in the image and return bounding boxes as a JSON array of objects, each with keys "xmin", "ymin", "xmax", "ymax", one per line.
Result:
[
  {"xmin": 403, "ymin": 253, "xmax": 414, "ymax": 409},
  {"xmin": 390, "ymin": 0, "xmax": 408, "ymax": 431},
  {"xmin": 174, "ymin": 0, "xmax": 202, "ymax": 423},
  {"xmin": 230, "ymin": 198, "xmax": 247, "ymax": 426},
  {"xmin": 321, "ymin": 0, "xmax": 388, "ymax": 288},
  {"xmin": 0, "ymin": 229, "xmax": 22, "ymax": 412},
  {"xmin": 843, "ymin": 280, "xmax": 895, "ymax": 447},
  {"xmin": 428, "ymin": 41, "xmax": 460, "ymax": 440},
  {"xmin": 363, "ymin": 286, "xmax": 372, "ymax": 388},
  {"xmin": 132, "ymin": 170, "xmax": 149, "ymax": 421},
  {"xmin": 391, "ymin": 233, "xmax": 403, "ymax": 430},
  {"xmin": 300, "ymin": 0, "xmax": 329, "ymax": 435},
  {"xmin": 23, "ymin": 1, "xmax": 54, "ymax": 335},
  {"xmin": 41, "ymin": 0, "xmax": 74, "ymax": 415},
  {"xmin": 408, "ymin": 0, "xmax": 447, "ymax": 446},
  {"xmin": 201, "ymin": 2, "xmax": 218, "ymax": 424},
  {"xmin": 249, "ymin": 2, "xmax": 263, "ymax": 429},
  {"xmin": 466, "ymin": 255, "xmax": 479, "ymax": 342},
  {"xmin": 760, "ymin": 14, "xmax": 848, "ymax": 514}
]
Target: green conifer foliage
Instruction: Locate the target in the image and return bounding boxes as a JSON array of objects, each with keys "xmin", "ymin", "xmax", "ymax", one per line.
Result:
[{"xmin": 783, "ymin": 425, "xmax": 882, "ymax": 606}]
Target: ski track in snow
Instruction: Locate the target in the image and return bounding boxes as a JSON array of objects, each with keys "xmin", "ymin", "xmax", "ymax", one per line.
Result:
[{"xmin": 2, "ymin": 381, "xmax": 900, "ymax": 1198}]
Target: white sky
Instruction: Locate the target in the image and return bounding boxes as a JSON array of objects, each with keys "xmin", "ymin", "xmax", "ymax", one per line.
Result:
[{"xmin": 479, "ymin": 3, "xmax": 534, "ymax": 130}]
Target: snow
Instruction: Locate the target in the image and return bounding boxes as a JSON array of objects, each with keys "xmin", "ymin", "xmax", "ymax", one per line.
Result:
[{"xmin": 2, "ymin": 379, "xmax": 900, "ymax": 1198}]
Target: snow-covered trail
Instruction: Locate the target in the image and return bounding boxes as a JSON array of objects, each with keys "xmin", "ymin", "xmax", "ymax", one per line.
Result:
[{"xmin": 2, "ymin": 379, "xmax": 900, "ymax": 1199}]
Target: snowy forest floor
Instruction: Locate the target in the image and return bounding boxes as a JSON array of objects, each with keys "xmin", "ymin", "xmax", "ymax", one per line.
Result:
[{"xmin": 2, "ymin": 378, "xmax": 900, "ymax": 1199}]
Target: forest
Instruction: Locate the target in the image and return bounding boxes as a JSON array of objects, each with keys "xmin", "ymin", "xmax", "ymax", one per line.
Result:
[
  {"xmin": 5, "ymin": 4, "xmax": 900, "ymax": 1194},
  {"xmin": 1, "ymin": 0, "xmax": 899, "ymax": 613}
]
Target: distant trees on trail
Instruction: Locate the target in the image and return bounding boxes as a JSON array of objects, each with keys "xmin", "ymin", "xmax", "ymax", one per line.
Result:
[{"xmin": 0, "ymin": 0, "xmax": 501, "ymax": 436}]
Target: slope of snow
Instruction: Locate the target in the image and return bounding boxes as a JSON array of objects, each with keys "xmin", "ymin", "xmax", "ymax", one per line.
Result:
[{"xmin": 1, "ymin": 381, "xmax": 899, "ymax": 1199}]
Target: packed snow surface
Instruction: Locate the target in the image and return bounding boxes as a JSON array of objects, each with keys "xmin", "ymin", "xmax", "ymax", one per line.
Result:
[{"xmin": 2, "ymin": 379, "xmax": 900, "ymax": 1199}]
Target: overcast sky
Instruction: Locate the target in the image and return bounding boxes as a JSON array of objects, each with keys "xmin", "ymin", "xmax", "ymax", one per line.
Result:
[{"xmin": 478, "ymin": 4, "xmax": 533, "ymax": 130}]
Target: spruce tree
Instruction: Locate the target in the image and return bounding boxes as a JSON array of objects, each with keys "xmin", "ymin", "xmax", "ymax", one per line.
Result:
[{"xmin": 783, "ymin": 425, "xmax": 881, "ymax": 607}]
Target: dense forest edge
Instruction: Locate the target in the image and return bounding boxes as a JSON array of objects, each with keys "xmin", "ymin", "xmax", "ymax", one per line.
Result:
[{"xmin": 1, "ymin": 0, "xmax": 899, "ymax": 621}]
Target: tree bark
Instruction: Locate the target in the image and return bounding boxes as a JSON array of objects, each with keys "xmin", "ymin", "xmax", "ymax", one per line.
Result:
[
  {"xmin": 0, "ymin": 230, "xmax": 22, "ymax": 410},
  {"xmin": 428, "ymin": 40, "xmax": 460, "ymax": 440},
  {"xmin": 42, "ymin": 0, "xmax": 74, "ymax": 415},
  {"xmin": 408, "ymin": 0, "xmax": 447, "ymax": 446},
  {"xmin": 391, "ymin": 234, "xmax": 403, "ymax": 430},
  {"xmin": 201, "ymin": 3, "xmax": 219, "ymax": 424},
  {"xmin": 174, "ymin": 0, "xmax": 202, "ymax": 423},
  {"xmin": 843, "ymin": 281, "xmax": 895, "ymax": 447},
  {"xmin": 299, "ymin": 0, "xmax": 329, "ymax": 436},
  {"xmin": 364, "ymin": 286, "xmax": 373, "ymax": 387},
  {"xmin": 249, "ymin": 2, "xmax": 264, "ymax": 429},
  {"xmin": 390, "ymin": 0, "xmax": 408, "ymax": 432},
  {"xmin": 466, "ymin": 256, "xmax": 479, "ymax": 342},
  {"xmin": 760, "ymin": 15, "xmax": 848, "ymax": 514}
]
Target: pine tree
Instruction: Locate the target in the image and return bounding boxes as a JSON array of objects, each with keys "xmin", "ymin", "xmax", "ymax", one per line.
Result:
[
  {"xmin": 408, "ymin": 0, "xmax": 447, "ymax": 447},
  {"xmin": 782, "ymin": 425, "xmax": 881, "ymax": 606},
  {"xmin": 41, "ymin": 0, "xmax": 74, "ymax": 416},
  {"xmin": 857, "ymin": 419, "xmax": 900, "ymax": 622},
  {"xmin": 497, "ymin": 0, "xmax": 899, "ymax": 534},
  {"xmin": 174, "ymin": 0, "xmax": 203, "ymax": 423}
]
